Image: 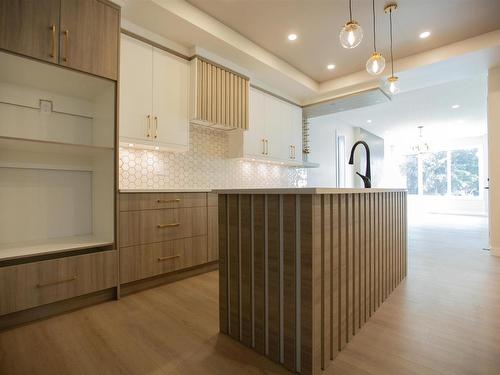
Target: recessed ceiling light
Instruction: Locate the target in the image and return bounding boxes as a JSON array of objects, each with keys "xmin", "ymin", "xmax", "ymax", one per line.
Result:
[
  {"xmin": 327, "ymin": 64, "xmax": 336, "ymax": 70},
  {"xmin": 452, "ymin": 104, "xmax": 460, "ymax": 109},
  {"xmin": 287, "ymin": 33, "xmax": 298, "ymax": 41},
  {"xmin": 367, "ymin": 119, "xmax": 372, "ymax": 124},
  {"xmin": 419, "ymin": 31, "xmax": 431, "ymax": 39}
]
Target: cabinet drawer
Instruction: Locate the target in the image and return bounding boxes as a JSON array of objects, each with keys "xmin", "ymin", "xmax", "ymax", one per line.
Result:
[
  {"xmin": 120, "ymin": 236, "xmax": 208, "ymax": 283},
  {"xmin": 119, "ymin": 207, "xmax": 207, "ymax": 247},
  {"xmin": 0, "ymin": 250, "xmax": 117, "ymax": 316},
  {"xmin": 120, "ymin": 192, "xmax": 207, "ymax": 211}
]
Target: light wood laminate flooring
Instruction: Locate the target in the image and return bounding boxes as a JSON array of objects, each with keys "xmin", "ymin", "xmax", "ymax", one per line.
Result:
[{"xmin": 1, "ymin": 214, "xmax": 499, "ymax": 375}]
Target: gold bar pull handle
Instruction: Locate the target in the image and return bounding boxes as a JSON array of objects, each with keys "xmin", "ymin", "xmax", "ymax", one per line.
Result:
[
  {"xmin": 156, "ymin": 198, "xmax": 180, "ymax": 203},
  {"xmin": 49, "ymin": 25, "xmax": 56, "ymax": 58},
  {"xmin": 154, "ymin": 116, "xmax": 158, "ymax": 139},
  {"xmin": 157, "ymin": 223, "xmax": 180, "ymax": 229},
  {"xmin": 262, "ymin": 139, "xmax": 265, "ymax": 155},
  {"xmin": 265, "ymin": 139, "xmax": 269, "ymax": 155},
  {"xmin": 157, "ymin": 254, "xmax": 181, "ymax": 262},
  {"xmin": 62, "ymin": 29, "xmax": 69, "ymax": 62},
  {"xmin": 37, "ymin": 276, "xmax": 77, "ymax": 288},
  {"xmin": 146, "ymin": 114, "xmax": 151, "ymax": 138}
]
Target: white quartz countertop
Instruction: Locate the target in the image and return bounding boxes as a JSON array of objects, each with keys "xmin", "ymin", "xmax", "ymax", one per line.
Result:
[
  {"xmin": 119, "ymin": 189, "xmax": 212, "ymax": 193},
  {"xmin": 214, "ymin": 187, "xmax": 407, "ymax": 194}
]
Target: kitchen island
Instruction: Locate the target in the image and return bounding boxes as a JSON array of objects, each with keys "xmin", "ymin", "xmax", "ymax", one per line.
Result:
[{"xmin": 216, "ymin": 188, "xmax": 407, "ymax": 375}]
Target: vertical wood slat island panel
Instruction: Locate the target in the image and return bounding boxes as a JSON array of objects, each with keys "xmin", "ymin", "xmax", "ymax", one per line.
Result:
[{"xmin": 218, "ymin": 190, "xmax": 407, "ymax": 375}]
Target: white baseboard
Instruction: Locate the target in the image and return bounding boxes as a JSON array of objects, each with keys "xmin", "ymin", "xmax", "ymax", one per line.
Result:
[{"xmin": 491, "ymin": 246, "xmax": 500, "ymax": 257}]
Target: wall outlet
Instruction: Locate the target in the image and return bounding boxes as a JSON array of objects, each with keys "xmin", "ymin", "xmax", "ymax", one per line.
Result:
[{"xmin": 39, "ymin": 99, "xmax": 53, "ymax": 114}]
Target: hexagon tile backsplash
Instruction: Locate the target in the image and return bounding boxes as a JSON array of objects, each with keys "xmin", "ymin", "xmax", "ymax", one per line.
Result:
[{"xmin": 119, "ymin": 126, "xmax": 308, "ymax": 190}]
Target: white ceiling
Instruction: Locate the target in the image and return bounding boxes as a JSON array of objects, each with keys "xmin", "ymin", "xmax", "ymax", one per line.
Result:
[
  {"xmin": 186, "ymin": 0, "xmax": 500, "ymax": 82},
  {"xmin": 323, "ymin": 75, "xmax": 487, "ymax": 145}
]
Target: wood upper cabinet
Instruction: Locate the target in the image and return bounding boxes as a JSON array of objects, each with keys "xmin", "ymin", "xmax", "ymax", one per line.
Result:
[
  {"xmin": 60, "ymin": 0, "xmax": 119, "ymax": 80},
  {"xmin": 0, "ymin": 0, "xmax": 61, "ymax": 63},
  {"xmin": 0, "ymin": 0, "xmax": 119, "ymax": 80}
]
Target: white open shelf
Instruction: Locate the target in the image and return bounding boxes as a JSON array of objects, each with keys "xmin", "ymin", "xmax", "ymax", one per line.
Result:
[
  {"xmin": 0, "ymin": 51, "xmax": 116, "ymax": 261},
  {"xmin": 0, "ymin": 236, "xmax": 114, "ymax": 262},
  {"xmin": 0, "ymin": 51, "xmax": 115, "ymax": 148}
]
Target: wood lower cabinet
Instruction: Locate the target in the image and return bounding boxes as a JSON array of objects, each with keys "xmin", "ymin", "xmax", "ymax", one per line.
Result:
[
  {"xmin": 0, "ymin": 0, "xmax": 119, "ymax": 80},
  {"xmin": 119, "ymin": 207, "xmax": 207, "ymax": 248},
  {"xmin": 120, "ymin": 236, "xmax": 208, "ymax": 284},
  {"xmin": 119, "ymin": 192, "xmax": 218, "ymax": 286},
  {"xmin": 0, "ymin": 250, "xmax": 117, "ymax": 316},
  {"xmin": 0, "ymin": 0, "xmax": 60, "ymax": 63}
]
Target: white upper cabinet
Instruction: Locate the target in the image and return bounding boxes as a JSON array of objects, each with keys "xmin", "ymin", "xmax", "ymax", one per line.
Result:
[
  {"xmin": 289, "ymin": 105, "xmax": 303, "ymax": 161},
  {"xmin": 152, "ymin": 48, "xmax": 189, "ymax": 151},
  {"xmin": 119, "ymin": 34, "xmax": 153, "ymax": 145},
  {"xmin": 244, "ymin": 88, "xmax": 266, "ymax": 157},
  {"xmin": 228, "ymin": 87, "xmax": 303, "ymax": 164},
  {"xmin": 120, "ymin": 34, "xmax": 189, "ymax": 152}
]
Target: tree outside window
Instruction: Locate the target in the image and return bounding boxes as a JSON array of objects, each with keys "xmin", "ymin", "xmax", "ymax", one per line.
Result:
[
  {"xmin": 399, "ymin": 147, "xmax": 481, "ymax": 198},
  {"xmin": 423, "ymin": 151, "xmax": 447, "ymax": 196},
  {"xmin": 451, "ymin": 149, "xmax": 479, "ymax": 196},
  {"xmin": 399, "ymin": 155, "xmax": 418, "ymax": 195}
]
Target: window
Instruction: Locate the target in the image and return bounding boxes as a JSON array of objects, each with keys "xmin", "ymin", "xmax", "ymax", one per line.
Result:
[
  {"xmin": 423, "ymin": 151, "xmax": 447, "ymax": 196},
  {"xmin": 400, "ymin": 155, "xmax": 418, "ymax": 194},
  {"xmin": 399, "ymin": 147, "xmax": 482, "ymax": 198},
  {"xmin": 451, "ymin": 148, "xmax": 479, "ymax": 197}
]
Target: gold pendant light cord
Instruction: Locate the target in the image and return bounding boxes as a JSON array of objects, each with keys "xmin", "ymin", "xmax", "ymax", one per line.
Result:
[
  {"xmin": 349, "ymin": 0, "xmax": 353, "ymax": 22},
  {"xmin": 390, "ymin": 8, "xmax": 394, "ymax": 77},
  {"xmin": 372, "ymin": 0, "xmax": 377, "ymax": 52}
]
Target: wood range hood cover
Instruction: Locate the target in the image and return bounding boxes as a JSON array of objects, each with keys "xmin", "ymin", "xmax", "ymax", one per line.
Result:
[{"xmin": 190, "ymin": 56, "xmax": 249, "ymax": 131}]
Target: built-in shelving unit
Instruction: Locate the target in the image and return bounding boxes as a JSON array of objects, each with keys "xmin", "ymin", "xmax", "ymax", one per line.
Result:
[{"xmin": 0, "ymin": 51, "xmax": 116, "ymax": 261}]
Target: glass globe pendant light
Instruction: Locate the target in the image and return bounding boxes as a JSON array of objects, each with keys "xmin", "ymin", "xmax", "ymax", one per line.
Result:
[
  {"xmin": 366, "ymin": 0, "xmax": 385, "ymax": 75},
  {"xmin": 339, "ymin": 0, "xmax": 363, "ymax": 49},
  {"xmin": 384, "ymin": 3, "xmax": 400, "ymax": 94},
  {"xmin": 386, "ymin": 76, "xmax": 400, "ymax": 95}
]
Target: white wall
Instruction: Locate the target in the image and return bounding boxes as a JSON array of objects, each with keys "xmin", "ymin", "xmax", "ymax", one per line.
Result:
[
  {"xmin": 354, "ymin": 127, "xmax": 385, "ymax": 188},
  {"xmin": 488, "ymin": 66, "xmax": 500, "ymax": 256},
  {"xmin": 307, "ymin": 115, "xmax": 356, "ymax": 187}
]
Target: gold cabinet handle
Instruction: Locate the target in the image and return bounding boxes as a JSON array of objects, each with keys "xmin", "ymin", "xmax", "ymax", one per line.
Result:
[
  {"xmin": 265, "ymin": 139, "xmax": 269, "ymax": 155},
  {"xmin": 62, "ymin": 29, "xmax": 69, "ymax": 62},
  {"xmin": 37, "ymin": 276, "xmax": 77, "ymax": 288},
  {"xmin": 157, "ymin": 254, "xmax": 180, "ymax": 262},
  {"xmin": 157, "ymin": 223, "xmax": 180, "ymax": 228},
  {"xmin": 146, "ymin": 114, "xmax": 151, "ymax": 138},
  {"xmin": 156, "ymin": 198, "xmax": 180, "ymax": 203},
  {"xmin": 154, "ymin": 116, "xmax": 158, "ymax": 139},
  {"xmin": 49, "ymin": 25, "xmax": 56, "ymax": 58},
  {"xmin": 261, "ymin": 139, "xmax": 266, "ymax": 155}
]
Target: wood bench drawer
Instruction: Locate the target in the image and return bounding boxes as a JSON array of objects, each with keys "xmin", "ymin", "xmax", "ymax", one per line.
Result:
[
  {"xmin": 119, "ymin": 207, "xmax": 207, "ymax": 247},
  {"xmin": 120, "ymin": 236, "xmax": 208, "ymax": 283},
  {"xmin": 0, "ymin": 250, "xmax": 117, "ymax": 316},
  {"xmin": 119, "ymin": 193, "xmax": 207, "ymax": 211}
]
